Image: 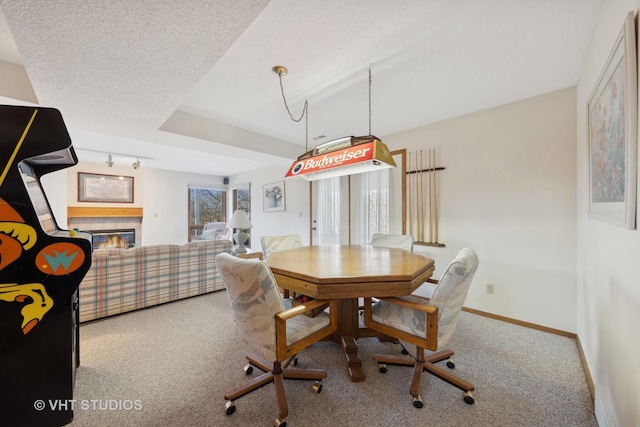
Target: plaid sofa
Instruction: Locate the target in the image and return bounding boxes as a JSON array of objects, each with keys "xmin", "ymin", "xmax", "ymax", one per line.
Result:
[{"xmin": 79, "ymin": 240, "xmax": 232, "ymax": 323}]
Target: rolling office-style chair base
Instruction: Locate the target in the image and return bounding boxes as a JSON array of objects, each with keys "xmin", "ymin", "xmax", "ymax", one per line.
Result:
[
  {"xmin": 373, "ymin": 343, "xmax": 475, "ymax": 406},
  {"xmin": 224, "ymin": 353, "xmax": 325, "ymax": 425}
]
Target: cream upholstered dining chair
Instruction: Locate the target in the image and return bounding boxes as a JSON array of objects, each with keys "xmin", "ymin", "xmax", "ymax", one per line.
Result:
[
  {"xmin": 361, "ymin": 233, "xmax": 415, "ymax": 311},
  {"xmin": 370, "ymin": 233, "xmax": 414, "ymax": 251},
  {"xmin": 260, "ymin": 234, "xmax": 302, "ymax": 258},
  {"xmin": 215, "ymin": 253, "xmax": 337, "ymax": 427},
  {"xmin": 363, "ymin": 247, "xmax": 479, "ymax": 408},
  {"xmin": 261, "ymin": 234, "xmax": 303, "ymax": 298}
]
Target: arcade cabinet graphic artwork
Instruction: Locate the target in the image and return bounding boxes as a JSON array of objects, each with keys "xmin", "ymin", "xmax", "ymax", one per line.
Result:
[{"xmin": 0, "ymin": 106, "xmax": 92, "ymax": 426}]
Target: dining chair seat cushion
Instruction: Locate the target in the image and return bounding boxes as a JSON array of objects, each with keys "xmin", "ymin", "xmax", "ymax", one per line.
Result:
[
  {"xmin": 371, "ymin": 294, "xmax": 431, "ymax": 338},
  {"xmin": 283, "ymin": 304, "xmax": 331, "ymax": 347}
]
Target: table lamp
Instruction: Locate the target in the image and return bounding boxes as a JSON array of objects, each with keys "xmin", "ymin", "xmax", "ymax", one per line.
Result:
[{"xmin": 228, "ymin": 209, "xmax": 253, "ymax": 254}]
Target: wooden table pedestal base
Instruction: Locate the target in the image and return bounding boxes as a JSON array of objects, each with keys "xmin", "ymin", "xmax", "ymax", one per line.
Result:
[{"xmin": 341, "ymin": 336, "xmax": 365, "ymax": 382}]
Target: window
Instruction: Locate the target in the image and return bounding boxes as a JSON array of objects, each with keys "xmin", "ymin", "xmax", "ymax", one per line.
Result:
[
  {"xmin": 312, "ymin": 177, "xmax": 345, "ymax": 245},
  {"xmin": 310, "ymin": 150, "xmax": 405, "ymax": 245},
  {"xmin": 232, "ymin": 184, "xmax": 251, "ymax": 246},
  {"xmin": 188, "ymin": 186, "xmax": 226, "ymax": 239},
  {"xmin": 350, "ymin": 169, "xmax": 393, "ymax": 244},
  {"xmin": 232, "ymin": 184, "xmax": 251, "ymax": 215}
]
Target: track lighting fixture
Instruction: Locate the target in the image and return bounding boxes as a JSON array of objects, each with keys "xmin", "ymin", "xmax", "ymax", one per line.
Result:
[
  {"xmin": 105, "ymin": 154, "xmax": 113, "ymax": 167},
  {"xmin": 132, "ymin": 158, "xmax": 141, "ymax": 169}
]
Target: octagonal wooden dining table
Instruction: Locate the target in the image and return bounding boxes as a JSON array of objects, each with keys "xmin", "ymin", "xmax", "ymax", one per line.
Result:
[{"xmin": 266, "ymin": 245, "xmax": 435, "ymax": 382}]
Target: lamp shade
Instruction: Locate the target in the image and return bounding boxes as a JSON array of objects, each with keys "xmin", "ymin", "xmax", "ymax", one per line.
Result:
[
  {"xmin": 228, "ymin": 210, "xmax": 253, "ymax": 229},
  {"xmin": 285, "ymin": 135, "xmax": 396, "ymax": 181}
]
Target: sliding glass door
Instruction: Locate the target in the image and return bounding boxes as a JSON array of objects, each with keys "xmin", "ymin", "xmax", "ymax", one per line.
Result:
[{"xmin": 310, "ymin": 150, "xmax": 405, "ymax": 245}]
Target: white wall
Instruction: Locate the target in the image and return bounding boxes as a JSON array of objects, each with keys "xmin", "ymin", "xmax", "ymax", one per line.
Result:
[
  {"xmin": 0, "ymin": 61, "xmax": 38, "ymax": 103},
  {"xmin": 229, "ymin": 165, "xmax": 311, "ymax": 251},
  {"xmin": 50, "ymin": 159, "xmax": 300, "ymax": 249},
  {"xmin": 60, "ymin": 161, "xmax": 224, "ymax": 246},
  {"xmin": 40, "ymin": 168, "xmax": 69, "ymax": 228},
  {"xmin": 384, "ymin": 87, "xmax": 578, "ymax": 333},
  {"xmin": 139, "ymin": 168, "xmax": 225, "ymax": 245},
  {"xmin": 577, "ymin": 2, "xmax": 640, "ymax": 426}
]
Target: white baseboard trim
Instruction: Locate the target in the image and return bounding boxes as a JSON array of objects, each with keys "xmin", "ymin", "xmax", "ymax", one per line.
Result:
[{"xmin": 595, "ymin": 388, "xmax": 616, "ymax": 427}]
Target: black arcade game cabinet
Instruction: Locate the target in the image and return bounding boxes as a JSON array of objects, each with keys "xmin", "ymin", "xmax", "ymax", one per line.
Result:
[{"xmin": 0, "ymin": 106, "xmax": 92, "ymax": 426}]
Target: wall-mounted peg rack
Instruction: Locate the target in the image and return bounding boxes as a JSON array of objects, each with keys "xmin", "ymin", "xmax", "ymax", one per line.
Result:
[{"xmin": 406, "ymin": 148, "xmax": 446, "ymax": 248}]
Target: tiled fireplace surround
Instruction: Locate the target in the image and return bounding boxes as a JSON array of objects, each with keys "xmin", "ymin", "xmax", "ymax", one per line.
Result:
[{"xmin": 67, "ymin": 207, "xmax": 142, "ymax": 248}]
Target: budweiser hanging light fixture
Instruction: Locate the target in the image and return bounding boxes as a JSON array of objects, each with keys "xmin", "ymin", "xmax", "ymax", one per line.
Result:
[{"xmin": 273, "ymin": 65, "xmax": 396, "ymax": 181}]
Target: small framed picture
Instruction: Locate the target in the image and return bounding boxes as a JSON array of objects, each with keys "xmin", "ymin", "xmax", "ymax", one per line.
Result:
[{"xmin": 263, "ymin": 181, "xmax": 285, "ymax": 212}]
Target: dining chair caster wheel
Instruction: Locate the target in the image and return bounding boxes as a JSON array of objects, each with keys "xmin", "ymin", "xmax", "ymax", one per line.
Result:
[
  {"xmin": 378, "ymin": 364, "xmax": 387, "ymax": 373},
  {"xmin": 274, "ymin": 417, "xmax": 287, "ymax": 427},
  {"xmin": 401, "ymin": 348, "xmax": 409, "ymax": 355},
  {"xmin": 243, "ymin": 364, "xmax": 253, "ymax": 375},
  {"xmin": 413, "ymin": 396, "xmax": 424, "ymax": 408},
  {"xmin": 312, "ymin": 381, "xmax": 323, "ymax": 393},
  {"xmin": 224, "ymin": 400, "xmax": 236, "ymax": 415},
  {"xmin": 446, "ymin": 358, "xmax": 455, "ymax": 369},
  {"xmin": 463, "ymin": 391, "xmax": 475, "ymax": 404}
]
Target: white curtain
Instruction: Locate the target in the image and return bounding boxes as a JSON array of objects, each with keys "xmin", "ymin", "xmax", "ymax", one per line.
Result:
[
  {"xmin": 313, "ymin": 169, "xmax": 393, "ymax": 246},
  {"xmin": 350, "ymin": 168, "xmax": 393, "ymax": 244},
  {"xmin": 315, "ymin": 176, "xmax": 342, "ymax": 245}
]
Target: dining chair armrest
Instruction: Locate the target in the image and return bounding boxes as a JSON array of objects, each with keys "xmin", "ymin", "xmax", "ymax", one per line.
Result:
[
  {"xmin": 275, "ymin": 299, "xmax": 338, "ymax": 359},
  {"xmin": 277, "ymin": 298, "xmax": 333, "ymax": 320},
  {"xmin": 372, "ymin": 296, "xmax": 438, "ymax": 315}
]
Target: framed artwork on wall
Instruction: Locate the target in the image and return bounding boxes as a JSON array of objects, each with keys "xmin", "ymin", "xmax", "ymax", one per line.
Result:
[
  {"xmin": 78, "ymin": 172, "xmax": 134, "ymax": 203},
  {"xmin": 587, "ymin": 11, "xmax": 637, "ymax": 229},
  {"xmin": 263, "ymin": 181, "xmax": 285, "ymax": 212}
]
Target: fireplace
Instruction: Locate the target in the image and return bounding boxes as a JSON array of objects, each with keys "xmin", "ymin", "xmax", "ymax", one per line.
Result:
[
  {"xmin": 68, "ymin": 208, "xmax": 142, "ymax": 248},
  {"xmin": 91, "ymin": 229, "xmax": 135, "ymax": 249}
]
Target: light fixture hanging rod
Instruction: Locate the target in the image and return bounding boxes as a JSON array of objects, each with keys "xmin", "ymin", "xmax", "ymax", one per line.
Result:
[
  {"xmin": 272, "ymin": 65, "xmax": 288, "ymax": 76},
  {"xmin": 274, "ymin": 66, "xmax": 307, "ymax": 123},
  {"xmin": 368, "ymin": 65, "xmax": 372, "ymax": 136},
  {"xmin": 273, "ymin": 65, "xmax": 309, "ymax": 150}
]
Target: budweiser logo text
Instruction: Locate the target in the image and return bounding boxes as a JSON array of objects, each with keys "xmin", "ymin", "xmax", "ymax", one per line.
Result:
[
  {"xmin": 302, "ymin": 147, "xmax": 371, "ymax": 169},
  {"xmin": 288, "ymin": 144, "xmax": 374, "ymax": 176}
]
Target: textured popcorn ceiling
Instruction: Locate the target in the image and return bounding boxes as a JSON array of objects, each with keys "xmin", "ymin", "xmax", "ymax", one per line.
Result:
[{"xmin": 0, "ymin": 0, "xmax": 600, "ymax": 175}]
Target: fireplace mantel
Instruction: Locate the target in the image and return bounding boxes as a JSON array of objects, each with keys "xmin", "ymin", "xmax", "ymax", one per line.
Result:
[
  {"xmin": 67, "ymin": 208, "xmax": 142, "ymax": 246},
  {"xmin": 67, "ymin": 207, "xmax": 143, "ymax": 218}
]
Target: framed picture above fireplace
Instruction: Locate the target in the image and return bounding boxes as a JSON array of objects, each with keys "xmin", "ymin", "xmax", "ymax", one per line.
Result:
[{"xmin": 78, "ymin": 172, "xmax": 134, "ymax": 203}]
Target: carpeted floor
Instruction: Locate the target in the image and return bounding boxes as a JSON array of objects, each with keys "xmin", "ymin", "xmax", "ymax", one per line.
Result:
[{"xmin": 69, "ymin": 290, "xmax": 597, "ymax": 426}]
